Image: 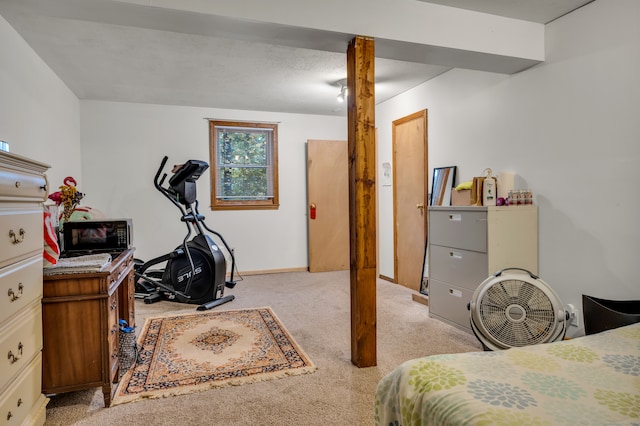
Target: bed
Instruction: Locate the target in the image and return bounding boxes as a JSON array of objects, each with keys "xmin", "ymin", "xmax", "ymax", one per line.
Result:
[{"xmin": 375, "ymin": 323, "xmax": 640, "ymax": 425}]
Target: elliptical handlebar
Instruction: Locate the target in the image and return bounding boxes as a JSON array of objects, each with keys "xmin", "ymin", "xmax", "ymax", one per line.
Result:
[
  {"xmin": 154, "ymin": 155, "xmax": 170, "ymax": 190},
  {"xmin": 150, "ymin": 156, "xmax": 195, "ymax": 299},
  {"xmin": 154, "ymin": 156, "xmax": 182, "ymax": 210}
]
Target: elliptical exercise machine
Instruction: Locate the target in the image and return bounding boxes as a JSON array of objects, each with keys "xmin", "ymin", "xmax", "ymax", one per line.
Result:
[{"xmin": 134, "ymin": 156, "xmax": 237, "ymax": 311}]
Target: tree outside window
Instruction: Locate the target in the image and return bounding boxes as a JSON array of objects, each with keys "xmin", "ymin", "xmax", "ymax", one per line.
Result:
[{"xmin": 209, "ymin": 120, "xmax": 279, "ymax": 210}]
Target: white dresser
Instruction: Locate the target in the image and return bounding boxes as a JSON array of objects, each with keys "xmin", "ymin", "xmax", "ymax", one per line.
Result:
[
  {"xmin": 428, "ymin": 205, "xmax": 538, "ymax": 332},
  {"xmin": 0, "ymin": 152, "xmax": 49, "ymax": 425}
]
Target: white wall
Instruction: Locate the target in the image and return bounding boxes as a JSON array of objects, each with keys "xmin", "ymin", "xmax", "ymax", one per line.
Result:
[
  {"xmin": 377, "ymin": 0, "xmax": 640, "ymax": 335},
  {"xmin": 0, "ymin": 15, "xmax": 81, "ymax": 184},
  {"xmin": 79, "ymin": 101, "xmax": 347, "ymax": 272}
]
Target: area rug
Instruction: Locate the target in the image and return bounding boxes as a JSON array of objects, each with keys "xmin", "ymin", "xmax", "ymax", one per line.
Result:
[{"xmin": 112, "ymin": 307, "xmax": 316, "ymax": 406}]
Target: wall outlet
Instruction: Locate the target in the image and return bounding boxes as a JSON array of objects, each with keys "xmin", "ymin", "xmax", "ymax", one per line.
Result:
[{"xmin": 567, "ymin": 303, "xmax": 580, "ymax": 327}]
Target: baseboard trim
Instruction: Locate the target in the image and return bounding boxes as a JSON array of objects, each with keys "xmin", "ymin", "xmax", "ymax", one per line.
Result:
[
  {"xmin": 379, "ymin": 274, "xmax": 395, "ymax": 283},
  {"xmin": 233, "ymin": 269, "xmax": 399, "ymax": 278},
  {"xmin": 412, "ymin": 292, "xmax": 429, "ymax": 306},
  {"xmin": 232, "ymin": 267, "xmax": 308, "ymax": 277}
]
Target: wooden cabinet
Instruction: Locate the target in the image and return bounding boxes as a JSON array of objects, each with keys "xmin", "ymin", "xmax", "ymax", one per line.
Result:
[
  {"xmin": 0, "ymin": 151, "xmax": 50, "ymax": 425},
  {"xmin": 428, "ymin": 206, "xmax": 538, "ymax": 332},
  {"xmin": 42, "ymin": 249, "xmax": 135, "ymax": 407}
]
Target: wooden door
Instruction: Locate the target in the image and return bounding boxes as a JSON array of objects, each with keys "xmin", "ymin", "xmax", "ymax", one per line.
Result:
[
  {"xmin": 393, "ymin": 110, "xmax": 428, "ymax": 291},
  {"xmin": 307, "ymin": 139, "xmax": 349, "ymax": 272}
]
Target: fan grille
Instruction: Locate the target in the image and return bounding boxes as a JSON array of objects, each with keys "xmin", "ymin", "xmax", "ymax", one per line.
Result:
[{"xmin": 478, "ymin": 279, "xmax": 557, "ymax": 347}]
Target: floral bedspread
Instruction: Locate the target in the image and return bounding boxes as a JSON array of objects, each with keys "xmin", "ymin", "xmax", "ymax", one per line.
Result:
[{"xmin": 375, "ymin": 323, "xmax": 640, "ymax": 426}]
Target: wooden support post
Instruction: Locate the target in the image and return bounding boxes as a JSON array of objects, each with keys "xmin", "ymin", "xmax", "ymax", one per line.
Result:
[{"xmin": 347, "ymin": 36, "xmax": 376, "ymax": 368}]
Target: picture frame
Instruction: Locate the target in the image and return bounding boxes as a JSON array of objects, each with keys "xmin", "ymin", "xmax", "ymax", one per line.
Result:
[{"xmin": 430, "ymin": 166, "xmax": 456, "ymax": 206}]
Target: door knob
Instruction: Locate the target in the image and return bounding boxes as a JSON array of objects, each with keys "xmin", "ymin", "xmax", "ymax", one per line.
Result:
[{"xmin": 416, "ymin": 203, "xmax": 425, "ymax": 209}]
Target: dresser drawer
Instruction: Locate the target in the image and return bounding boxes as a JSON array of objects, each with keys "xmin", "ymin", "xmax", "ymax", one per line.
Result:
[
  {"xmin": 108, "ymin": 254, "xmax": 133, "ymax": 292},
  {"xmin": 108, "ymin": 293, "xmax": 119, "ymax": 382},
  {"xmin": 428, "ymin": 279, "xmax": 474, "ymax": 331},
  {"xmin": 429, "ymin": 209, "xmax": 487, "ymax": 252},
  {"xmin": 0, "ymin": 208, "xmax": 43, "ymax": 266},
  {"xmin": 0, "ymin": 167, "xmax": 47, "ymax": 201},
  {"xmin": 0, "ymin": 256, "xmax": 43, "ymax": 325},
  {"xmin": 0, "ymin": 303, "xmax": 42, "ymax": 391},
  {"xmin": 0, "ymin": 352, "xmax": 43, "ymax": 426},
  {"xmin": 429, "ymin": 245, "xmax": 488, "ymax": 290}
]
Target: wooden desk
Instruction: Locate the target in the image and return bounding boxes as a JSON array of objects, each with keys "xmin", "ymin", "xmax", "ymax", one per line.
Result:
[{"xmin": 41, "ymin": 249, "xmax": 135, "ymax": 407}]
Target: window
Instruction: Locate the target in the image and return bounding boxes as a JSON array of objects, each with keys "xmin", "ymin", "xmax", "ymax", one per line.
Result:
[{"xmin": 209, "ymin": 120, "xmax": 279, "ymax": 210}]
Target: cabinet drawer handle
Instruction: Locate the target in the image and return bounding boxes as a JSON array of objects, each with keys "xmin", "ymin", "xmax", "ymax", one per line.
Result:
[
  {"xmin": 111, "ymin": 301, "xmax": 117, "ymax": 310},
  {"xmin": 8, "ymin": 283, "xmax": 24, "ymax": 302},
  {"xmin": 448, "ymin": 214, "xmax": 461, "ymax": 222},
  {"xmin": 42, "ymin": 174, "xmax": 49, "ymax": 192},
  {"xmin": 449, "ymin": 252, "xmax": 462, "ymax": 260},
  {"xmin": 448, "ymin": 288, "xmax": 462, "ymax": 298},
  {"xmin": 9, "ymin": 228, "xmax": 25, "ymax": 244},
  {"xmin": 5, "ymin": 398, "xmax": 24, "ymax": 421},
  {"xmin": 8, "ymin": 342, "xmax": 24, "ymax": 364}
]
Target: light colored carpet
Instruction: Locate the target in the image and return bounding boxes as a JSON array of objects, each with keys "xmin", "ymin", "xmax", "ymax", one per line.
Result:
[{"xmin": 44, "ymin": 270, "xmax": 482, "ymax": 425}]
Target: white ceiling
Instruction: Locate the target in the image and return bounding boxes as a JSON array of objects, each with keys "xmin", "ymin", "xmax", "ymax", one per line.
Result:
[{"xmin": 0, "ymin": 0, "xmax": 593, "ymax": 116}]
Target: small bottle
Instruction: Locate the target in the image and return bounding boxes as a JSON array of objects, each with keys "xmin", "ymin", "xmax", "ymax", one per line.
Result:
[
  {"xmin": 482, "ymin": 168, "xmax": 497, "ymax": 206},
  {"xmin": 509, "ymin": 190, "xmax": 519, "ymax": 206}
]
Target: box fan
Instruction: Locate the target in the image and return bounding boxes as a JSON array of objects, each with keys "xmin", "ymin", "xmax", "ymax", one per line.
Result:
[{"xmin": 469, "ymin": 268, "xmax": 569, "ymax": 351}]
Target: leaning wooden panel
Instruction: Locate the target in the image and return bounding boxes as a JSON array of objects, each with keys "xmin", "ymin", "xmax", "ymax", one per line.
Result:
[{"xmin": 307, "ymin": 139, "xmax": 349, "ymax": 272}]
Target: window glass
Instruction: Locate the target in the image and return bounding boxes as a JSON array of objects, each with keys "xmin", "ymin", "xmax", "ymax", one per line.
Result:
[{"xmin": 209, "ymin": 121, "xmax": 279, "ymax": 210}]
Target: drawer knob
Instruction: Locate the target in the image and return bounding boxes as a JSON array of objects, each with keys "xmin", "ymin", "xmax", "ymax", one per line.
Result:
[
  {"xmin": 9, "ymin": 228, "xmax": 25, "ymax": 244},
  {"xmin": 8, "ymin": 283, "xmax": 24, "ymax": 302},
  {"xmin": 7, "ymin": 342, "xmax": 23, "ymax": 364},
  {"xmin": 7, "ymin": 411, "xmax": 12, "ymax": 421},
  {"xmin": 448, "ymin": 288, "xmax": 462, "ymax": 298}
]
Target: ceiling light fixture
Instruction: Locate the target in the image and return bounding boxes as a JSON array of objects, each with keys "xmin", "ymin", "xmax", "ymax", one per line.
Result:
[{"xmin": 337, "ymin": 84, "xmax": 347, "ymax": 103}]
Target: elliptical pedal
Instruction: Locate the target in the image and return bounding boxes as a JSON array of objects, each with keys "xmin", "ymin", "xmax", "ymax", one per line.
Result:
[{"xmin": 197, "ymin": 295, "xmax": 235, "ymax": 311}]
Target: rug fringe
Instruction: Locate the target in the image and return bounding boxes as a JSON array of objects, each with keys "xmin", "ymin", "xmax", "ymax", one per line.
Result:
[{"xmin": 112, "ymin": 365, "xmax": 318, "ymax": 406}]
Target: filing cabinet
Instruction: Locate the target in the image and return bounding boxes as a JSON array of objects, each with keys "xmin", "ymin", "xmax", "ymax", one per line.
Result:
[{"xmin": 428, "ymin": 206, "xmax": 538, "ymax": 332}]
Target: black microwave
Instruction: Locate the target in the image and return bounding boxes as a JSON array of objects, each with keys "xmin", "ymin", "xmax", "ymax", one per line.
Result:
[{"xmin": 62, "ymin": 219, "xmax": 133, "ymax": 255}]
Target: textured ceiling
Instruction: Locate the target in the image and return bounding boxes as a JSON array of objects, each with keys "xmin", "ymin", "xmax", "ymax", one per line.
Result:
[{"xmin": 0, "ymin": 0, "xmax": 593, "ymax": 116}]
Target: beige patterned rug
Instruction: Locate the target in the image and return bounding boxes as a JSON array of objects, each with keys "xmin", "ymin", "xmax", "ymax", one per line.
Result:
[{"xmin": 112, "ymin": 307, "xmax": 316, "ymax": 406}]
